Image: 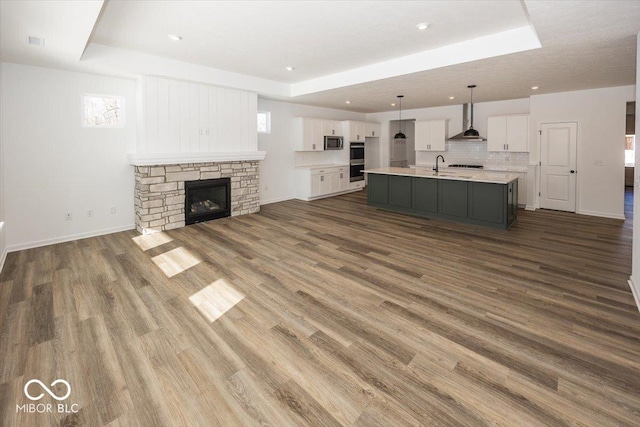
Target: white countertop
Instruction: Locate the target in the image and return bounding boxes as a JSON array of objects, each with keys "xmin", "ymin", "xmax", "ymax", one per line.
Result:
[
  {"xmin": 412, "ymin": 164, "xmax": 529, "ymax": 173},
  {"xmin": 364, "ymin": 167, "xmax": 520, "ymax": 184},
  {"xmin": 295, "ymin": 163, "xmax": 348, "ymax": 170}
]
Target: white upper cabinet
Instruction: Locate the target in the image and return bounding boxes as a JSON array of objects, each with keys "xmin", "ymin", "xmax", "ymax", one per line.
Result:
[
  {"xmin": 349, "ymin": 121, "xmax": 366, "ymax": 142},
  {"xmin": 415, "ymin": 119, "xmax": 447, "ymax": 151},
  {"xmin": 294, "ymin": 118, "xmax": 324, "ymax": 151},
  {"xmin": 322, "ymin": 120, "xmax": 343, "ymax": 137},
  {"xmin": 343, "ymin": 121, "xmax": 381, "ymax": 142},
  {"xmin": 487, "ymin": 114, "xmax": 529, "ymax": 152},
  {"xmin": 364, "ymin": 122, "xmax": 381, "ymax": 138}
]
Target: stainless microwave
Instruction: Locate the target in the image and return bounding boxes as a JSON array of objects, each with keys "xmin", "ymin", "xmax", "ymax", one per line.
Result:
[{"xmin": 324, "ymin": 135, "xmax": 344, "ymax": 150}]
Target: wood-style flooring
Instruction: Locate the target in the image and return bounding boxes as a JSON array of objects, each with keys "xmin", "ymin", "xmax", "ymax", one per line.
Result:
[{"xmin": 1, "ymin": 190, "xmax": 639, "ymax": 426}]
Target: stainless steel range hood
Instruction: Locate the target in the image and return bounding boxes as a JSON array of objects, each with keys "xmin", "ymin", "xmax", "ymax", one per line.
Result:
[{"xmin": 448, "ymin": 85, "xmax": 486, "ymax": 142}]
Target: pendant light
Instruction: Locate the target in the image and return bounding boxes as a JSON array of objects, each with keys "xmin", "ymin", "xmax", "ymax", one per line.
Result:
[{"xmin": 394, "ymin": 95, "xmax": 406, "ymax": 140}]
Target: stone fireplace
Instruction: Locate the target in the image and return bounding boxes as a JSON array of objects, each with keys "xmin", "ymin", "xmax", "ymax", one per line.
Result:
[{"xmin": 133, "ymin": 161, "xmax": 259, "ymax": 233}]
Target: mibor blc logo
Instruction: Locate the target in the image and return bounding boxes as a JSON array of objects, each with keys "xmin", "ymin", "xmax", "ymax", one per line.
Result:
[{"xmin": 16, "ymin": 378, "xmax": 79, "ymax": 414}]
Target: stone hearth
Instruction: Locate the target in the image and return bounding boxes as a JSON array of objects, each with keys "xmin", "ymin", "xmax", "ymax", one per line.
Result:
[{"xmin": 134, "ymin": 161, "xmax": 259, "ymax": 233}]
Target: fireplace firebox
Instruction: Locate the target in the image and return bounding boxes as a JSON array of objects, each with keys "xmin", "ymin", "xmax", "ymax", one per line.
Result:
[{"xmin": 185, "ymin": 178, "xmax": 231, "ymax": 225}]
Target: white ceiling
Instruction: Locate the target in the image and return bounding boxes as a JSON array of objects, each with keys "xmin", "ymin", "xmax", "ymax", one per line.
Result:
[
  {"xmin": 1, "ymin": 0, "xmax": 639, "ymax": 113},
  {"xmin": 0, "ymin": 0, "xmax": 103, "ymax": 70},
  {"xmin": 92, "ymin": 0, "xmax": 531, "ymax": 83}
]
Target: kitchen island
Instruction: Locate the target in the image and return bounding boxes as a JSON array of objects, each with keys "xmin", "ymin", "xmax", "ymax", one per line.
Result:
[{"xmin": 364, "ymin": 167, "xmax": 519, "ymax": 229}]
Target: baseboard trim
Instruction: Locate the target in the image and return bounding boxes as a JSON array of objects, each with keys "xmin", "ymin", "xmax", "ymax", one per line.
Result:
[
  {"xmin": 628, "ymin": 277, "xmax": 640, "ymax": 313},
  {"xmin": 260, "ymin": 195, "xmax": 294, "ymax": 205},
  {"xmin": 6, "ymin": 224, "xmax": 136, "ymax": 253},
  {"xmin": 0, "ymin": 248, "xmax": 7, "ymax": 276},
  {"xmin": 296, "ymin": 188, "xmax": 361, "ymax": 202},
  {"xmin": 577, "ymin": 210, "xmax": 626, "ymax": 220}
]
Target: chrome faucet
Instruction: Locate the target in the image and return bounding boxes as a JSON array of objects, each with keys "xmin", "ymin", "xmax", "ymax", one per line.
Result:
[{"xmin": 434, "ymin": 155, "xmax": 445, "ymax": 173}]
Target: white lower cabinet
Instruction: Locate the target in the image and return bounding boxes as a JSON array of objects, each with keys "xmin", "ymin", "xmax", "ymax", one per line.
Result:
[
  {"xmin": 296, "ymin": 165, "xmax": 350, "ymax": 200},
  {"xmin": 350, "ymin": 180, "xmax": 366, "ymax": 190}
]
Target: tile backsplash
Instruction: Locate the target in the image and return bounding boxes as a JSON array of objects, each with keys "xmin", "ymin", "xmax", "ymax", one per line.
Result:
[{"xmin": 415, "ymin": 142, "xmax": 529, "ymax": 170}]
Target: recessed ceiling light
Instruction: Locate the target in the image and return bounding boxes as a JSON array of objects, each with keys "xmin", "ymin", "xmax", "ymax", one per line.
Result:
[
  {"xmin": 531, "ymin": 86, "xmax": 539, "ymax": 90},
  {"xmin": 345, "ymin": 101, "xmax": 351, "ymax": 104},
  {"xmin": 416, "ymin": 22, "xmax": 429, "ymax": 30},
  {"xmin": 449, "ymin": 96, "xmax": 455, "ymax": 100},
  {"xmin": 391, "ymin": 103, "xmax": 396, "ymax": 107},
  {"xmin": 168, "ymin": 34, "xmax": 182, "ymax": 41},
  {"xmin": 28, "ymin": 36, "xmax": 45, "ymax": 47},
  {"xmin": 285, "ymin": 66, "xmax": 295, "ymax": 71}
]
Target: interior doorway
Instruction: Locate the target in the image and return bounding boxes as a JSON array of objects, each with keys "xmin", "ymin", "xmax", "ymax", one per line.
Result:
[
  {"xmin": 625, "ymin": 102, "xmax": 636, "ymax": 190},
  {"xmin": 389, "ymin": 119, "xmax": 415, "ymax": 167}
]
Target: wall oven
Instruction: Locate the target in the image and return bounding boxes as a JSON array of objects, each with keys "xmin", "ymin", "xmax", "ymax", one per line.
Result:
[{"xmin": 350, "ymin": 142, "xmax": 365, "ymax": 182}]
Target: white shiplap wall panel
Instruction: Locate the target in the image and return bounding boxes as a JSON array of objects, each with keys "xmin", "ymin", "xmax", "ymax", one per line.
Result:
[
  {"xmin": 178, "ymin": 80, "xmax": 190, "ymax": 153},
  {"xmin": 248, "ymin": 91, "xmax": 258, "ymax": 151},
  {"xmin": 188, "ymin": 83, "xmax": 199, "ymax": 152},
  {"xmin": 145, "ymin": 76, "xmax": 159, "ymax": 153},
  {"xmin": 168, "ymin": 79, "xmax": 181, "ymax": 152},
  {"xmin": 217, "ymin": 88, "xmax": 228, "ymax": 150},
  {"xmin": 208, "ymin": 86, "xmax": 219, "ymax": 152},
  {"xmin": 225, "ymin": 89, "xmax": 235, "ymax": 150},
  {"xmin": 157, "ymin": 77, "xmax": 170, "ymax": 153},
  {"xmin": 137, "ymin": 76, "xmax": 258, "ymax": 154},
  {"xmin": 198, "ymin": 84, "xmax": 209, "ymax": 151}
]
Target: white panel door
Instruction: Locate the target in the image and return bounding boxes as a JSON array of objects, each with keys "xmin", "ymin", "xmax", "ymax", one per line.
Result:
[{"xmin": 540, "ymin": 122, "xmax": 577, "ymax": 212}]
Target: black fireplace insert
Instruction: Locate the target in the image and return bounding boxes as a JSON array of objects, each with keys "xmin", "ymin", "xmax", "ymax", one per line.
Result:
[{"xmin": 184, "ymin": 178, "xmax": 231, "ymax": 225}]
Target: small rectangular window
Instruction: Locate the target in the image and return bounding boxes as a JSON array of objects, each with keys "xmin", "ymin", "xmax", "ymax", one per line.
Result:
[
  {"xmin": 257, "ymin": 111, "xmax": 271, "ymax": 134},
  {"xmin": 625, "ymin": 135, "xmax": 635, "ymax": 165},
  {"xmin": 82, "ymin": 94, "xmax": 124, "ymax": 128}
]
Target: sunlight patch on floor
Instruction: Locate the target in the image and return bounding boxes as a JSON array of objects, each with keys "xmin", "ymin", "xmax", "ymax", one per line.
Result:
[
  {"xmin": 151, "ymin": 247, "xmax": 200, "ymax": 277},
  {"xmin": 133, "ymin": 231, "xmax": 173, "ymax": 251},
  {"xmin": 189, "ymin": 279, "xmax": 246, "ymax": 322}
]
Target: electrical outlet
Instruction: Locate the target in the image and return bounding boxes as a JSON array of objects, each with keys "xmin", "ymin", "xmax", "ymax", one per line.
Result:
[
  {"xmin": 65, "ymin": 212, "xmax": 72, "ymax": 221},
  {"xmin": 594, "ymin": 160, "xmax": 604, "ymax": 166},
  {"xmin": 110, "ymin": 206, "xmax": 117, "ymax": 215},
  {"xmin": 87, "ymin": 210, "xmax": 93, "ymax": 218}
]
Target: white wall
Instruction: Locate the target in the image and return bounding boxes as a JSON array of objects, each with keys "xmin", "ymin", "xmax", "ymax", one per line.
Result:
[
  {"xmin": 257, "ymin": 98, "xmax": 365, "ymax": 204},
  {"xmin": 1, "ymin": 63, "xmax": 137, "ymax": 251},
  {"xmin": 0, "ymin": 65, "xmax": 5, "ymax": 270},
  {"xmin": 630, "ymin": 31, "xmax": 640, "ymax": 311},
  {"xmin": 529, "ymin": 85, "xmax": 635, "ymax": 219}
]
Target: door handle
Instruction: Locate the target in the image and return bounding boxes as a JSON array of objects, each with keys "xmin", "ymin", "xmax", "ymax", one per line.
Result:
[{"xmin": 570, "ymin": 170, "xmax": 576, "ymax": 173}]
